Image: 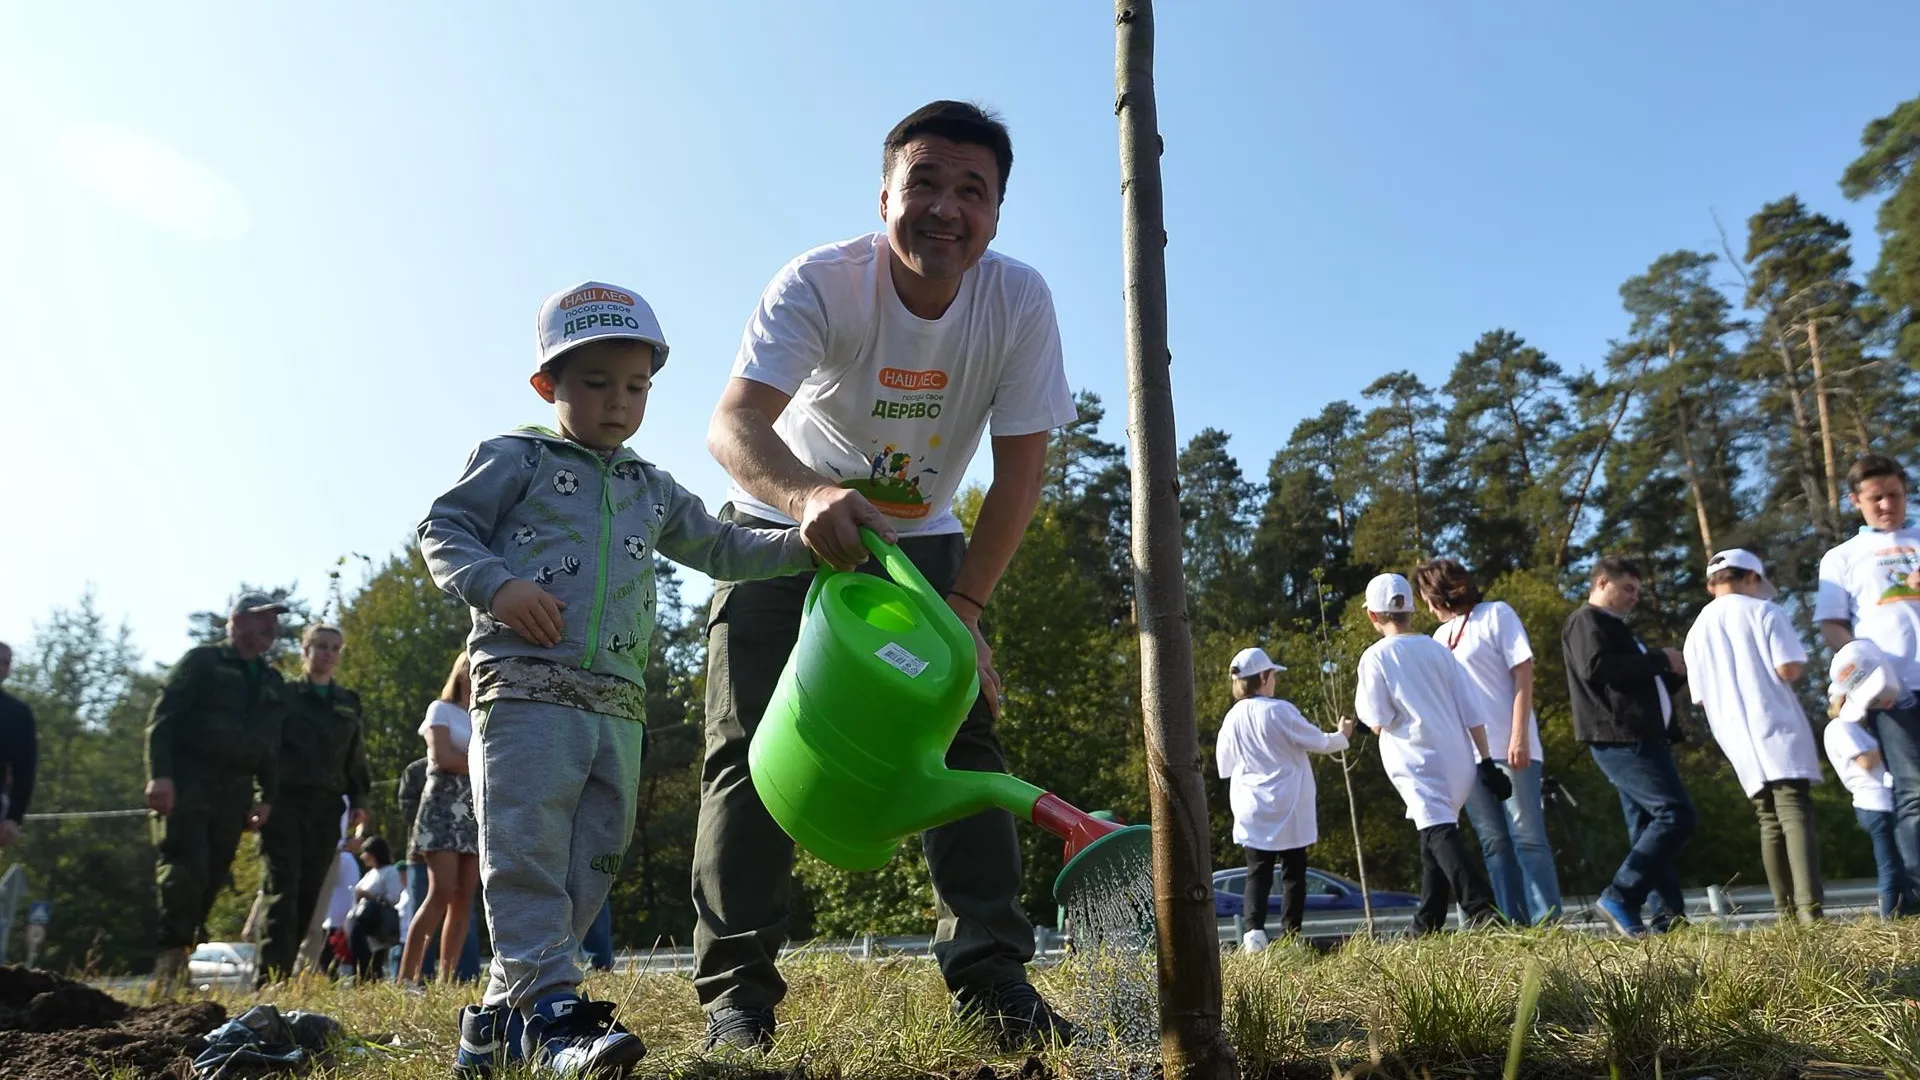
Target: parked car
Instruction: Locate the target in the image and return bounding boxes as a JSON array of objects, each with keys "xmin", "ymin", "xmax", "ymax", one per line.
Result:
[
  {"xmin": 1212, "ymin": 867, "xmax": 1419, "ymax": 917},
  {"xmin": 188, "ymin": 941, "xmax": 256, "ymax": 990}
]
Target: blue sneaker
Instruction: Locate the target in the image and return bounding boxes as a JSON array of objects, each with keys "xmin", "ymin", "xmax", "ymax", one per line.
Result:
[
  {"xmin": 453, "ymin": 1004, "xmax": 522, "ymax": 1078},
  {"xmin": 1595, "ymin": 892, "xmax": 1648, "ymax": 939},
  {"xmin": 522, "ymin": 992, "xmax": 647, "ymax": 1077}
]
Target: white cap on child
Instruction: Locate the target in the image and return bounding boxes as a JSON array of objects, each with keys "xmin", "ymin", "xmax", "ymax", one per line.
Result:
[
  {"xmin": 1229, "ymin": 647, "xmax": 1284, "ymax": 678},
  {"xmin": 1365, "ymin": 573, "xmax": 1415, "ymax": 615},
  {"xmin": 1831, "ymin": 639, "xmax": 1900, "ymax": 725},
  {"xmin": 535, "ymin": 281, "xmax": 670, "ymax": 374}
]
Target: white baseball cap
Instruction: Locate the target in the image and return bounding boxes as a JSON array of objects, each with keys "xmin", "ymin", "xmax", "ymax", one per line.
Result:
[
  {"xmin": 1229, "ymin": 647, "xmax": 1285, "ymax": 678},
  {"xmin": 535, "ymin": 281, "xmax": 670, "ymax": 375},
  {"xmin": 1706, "ymin": 548, "xmax": 1767, "ymax": 578},
  {"xmin": 1830, "ymin": 639, "xmax": 1900, "ymax": 724},
  {"xmin": 1365, "ymin": 573, "xmax": 1415, "ymax": 614}
]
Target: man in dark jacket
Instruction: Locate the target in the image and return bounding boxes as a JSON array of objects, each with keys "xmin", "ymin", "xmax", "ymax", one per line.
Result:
[
  {"xmin": 0, "ymin": 642, "xmax": 37, "ymax": 848},
  {"xmin": 145, "ymin": 592, "xmax": 288, "ymax": 990},
  {"xmin": 1561, "ymin": 556, "xmax": 1694, "ymax": 938}
]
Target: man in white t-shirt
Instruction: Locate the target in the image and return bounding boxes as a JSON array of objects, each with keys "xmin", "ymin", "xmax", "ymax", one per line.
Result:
[
  {"xmin": 1353, "ymin": 574, "xmax": 1505, "ymax": 933},
  {"xmin": 1682, "ymin": 549, "xmax": 1823, "ymax": 921},
  {"xmin": 694, "ymin": 101, "xmax": 1077, "ymax": 1054},
  {"xmin": 1815, "ymin": 454, "xmax": 1920, "ymax": 892}
]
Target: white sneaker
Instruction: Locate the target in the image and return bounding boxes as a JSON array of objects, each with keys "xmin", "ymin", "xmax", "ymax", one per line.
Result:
[{"xmin": 1241, "ymin": 929, "xmax": 1270, "ymax": 954}]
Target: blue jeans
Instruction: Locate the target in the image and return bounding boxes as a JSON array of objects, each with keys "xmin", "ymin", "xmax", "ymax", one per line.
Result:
[
  {"xmin": 1854, "ymin": 807, "xmax": 1913, "ymax": 918},
  {"xmin": 1868, "ymin": 701, "xmax": 1920, "ymax": 882},
  {"xmin": 1588, "ymin": 740, "xmax": 1696, "ymax": 919},
  {"xmin": 1462, "ymin": 760, "xmax": 1564, "ymax": 923},
  {"xmin": 582, "ymin": 901, "xmax": 614, "ymax": 971},
  {"xmin": 406, "ymin": 860, "xmax": 482, "ymax": 980}
]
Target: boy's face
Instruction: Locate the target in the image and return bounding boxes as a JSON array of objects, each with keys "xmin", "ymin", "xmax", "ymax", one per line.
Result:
[
  {"xmin": 1854, "ymin": 475, "xmax": 1909, "ymax": 532},
  {"xmin": 533, "ymin": 340, "xmax": 655, "ymax": 452}
]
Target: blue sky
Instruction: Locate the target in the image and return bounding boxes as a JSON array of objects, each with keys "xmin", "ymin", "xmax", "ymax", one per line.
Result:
[{"xmin": 2, "ymin": 2, "xmax": 1915, "ymax": 666}]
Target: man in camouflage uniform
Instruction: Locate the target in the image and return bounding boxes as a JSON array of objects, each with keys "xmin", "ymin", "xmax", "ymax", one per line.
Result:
[
  {"xmin": 255, "ymin": 623, "xmax": 370, "ymax": 986},
  {"xmin": 145, "ymin": 592, "xmax": 288, "ymax": 989}
]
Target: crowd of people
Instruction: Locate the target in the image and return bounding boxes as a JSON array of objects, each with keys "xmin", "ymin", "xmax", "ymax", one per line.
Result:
[
  {"xmin": 3, "ymin": 96, "xmax": 1915, "ymax": 1080},
  {"xmin": 1217, "ymin": 453, "xmax": 1920, "ymax": 949}
]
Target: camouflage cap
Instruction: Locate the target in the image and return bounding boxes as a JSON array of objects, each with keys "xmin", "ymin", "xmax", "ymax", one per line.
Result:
[{"xmin": 230, "ymin": 591, "xmax": 289, "ymax": 617}]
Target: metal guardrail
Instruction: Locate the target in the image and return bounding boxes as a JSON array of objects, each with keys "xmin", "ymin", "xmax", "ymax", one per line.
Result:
[{"xmin": 601, "ymin": 879, "xmax": 1885, "ymax": 974}]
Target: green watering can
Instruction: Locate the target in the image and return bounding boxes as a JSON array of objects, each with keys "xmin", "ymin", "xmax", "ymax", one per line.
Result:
[{"xmin": 748, "ymin": 529, "xmax": 1150, "ymax": 904}]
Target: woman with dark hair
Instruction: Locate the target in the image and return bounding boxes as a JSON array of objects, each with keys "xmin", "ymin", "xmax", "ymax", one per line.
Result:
[
  {"xmin": 347, "ymin": 835, "xmax": 403, "ymax": 980},
  {"xmin": 1414, "ymin": 558, "xmax": 1563, "ymax": 923}
]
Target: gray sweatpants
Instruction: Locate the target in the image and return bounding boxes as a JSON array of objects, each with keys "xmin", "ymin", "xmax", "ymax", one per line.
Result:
[{"xmin": 471, "ymin": 698, "xmax": 644, "ymax": 1012}]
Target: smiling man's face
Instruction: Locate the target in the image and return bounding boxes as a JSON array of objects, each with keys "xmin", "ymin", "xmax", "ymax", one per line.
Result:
[{"xmin": 880, "ymin": 135, "xmax": 999, "ymax": 301}]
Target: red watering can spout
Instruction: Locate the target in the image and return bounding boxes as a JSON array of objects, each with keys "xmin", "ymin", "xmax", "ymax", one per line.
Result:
[{"xmin": 1031, "ymin": 793, "xmax": 1126, "ymax": 865}]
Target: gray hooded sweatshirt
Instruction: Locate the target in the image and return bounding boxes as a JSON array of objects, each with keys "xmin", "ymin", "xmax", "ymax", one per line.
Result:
[{"xmin": 419, "ymin": 425, "xmax": 812, "ymax": 687}]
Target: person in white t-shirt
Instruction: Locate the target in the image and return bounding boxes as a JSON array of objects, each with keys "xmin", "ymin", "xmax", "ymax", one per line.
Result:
[
  {"xmin": 1354, "ymin": 573, "xmax": 1506, "ymax": 933},
  {"xmin": 1682, "ymin": 549, "xmax": 1823, "ymax": 921},
  {"xmin": 695, "ymin": 101, "xmax": 1078, "ymax": 1053},
  {"xmin": 1816, "ymin": 454, "xmax": 1920, "ymax": 887},
  {"xmin": 1825, "ymin": 639, "xmax": 1917, "ymax": 917},
  {"xmin": 397, "ymin": 653, "xmax": 479, "ymax": 988},
  {"xmin": 1414, "ymin": 558, "xmax": 1563, "ymax": 925},
  {"xmin": 1215, "ymin": 646, "xmax": 1354, "ymax": 951}
]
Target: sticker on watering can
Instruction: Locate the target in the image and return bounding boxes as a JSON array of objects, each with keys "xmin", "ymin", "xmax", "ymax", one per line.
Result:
[{"xmin": 875, "ymin": 642, "xmax": 930, "ymax": 678}]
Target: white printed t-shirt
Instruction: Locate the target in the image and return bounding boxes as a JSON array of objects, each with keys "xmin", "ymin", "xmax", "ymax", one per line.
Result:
[
  {"xmin": 1355, "ymin": 634, "xmax": 1482, "ymax": 829},
  {"xmin": 1432, "ymin": 601, "xmax": 1543, "ymax": 765},
  {"xmin": 1824, "ymin": 718, "xmax": 1895, "ymax": 813},
  {"xmin": 419, "ymin": 699, "xmax": 472, "ymax": 758},
  {"xmin": 1817, "ymin": 527, "xmax": 1920, "ymax": 688},
  {"xmin": 1681, "ymin": 593, "xmax": 1819, "ymax": 796},
  {"xmin": 727, "ymin": 233, "xmax": 1077, "ymax": 535},
  {"xmin": 1215, "ymin": 696, "xmax": 1350, "ymax": 852}
]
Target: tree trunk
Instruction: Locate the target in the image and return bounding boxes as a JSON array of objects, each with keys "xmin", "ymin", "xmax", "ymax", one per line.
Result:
[
  {"xmin": 1675, "ymin": 400, "xmax": 1714, "ymax": 554},
  {"xmin": 1114, "ymin": 5, "xmax": 1233, "ymax": 1078},
  {"xmin": 1405, "ymin": 402, "xmax": 1425, "ymax": 557},
  {"xmin": 1554, "ymin": 360, "xmax": 1645, "ymax": 569},
  {"xmin": 1670, "ymin": 343, "xmax": 1714, "ymax": 553},
  {"xmin": 1807, "ymin": 318, "xmax": 1840, "ymax": 525},
  {"xmin": 1767, "ymin": 319, "xmax": 1831, "ymax": 539}
]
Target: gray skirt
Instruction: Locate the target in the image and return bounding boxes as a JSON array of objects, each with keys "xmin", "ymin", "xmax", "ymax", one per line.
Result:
[{"xmin": 413, "ymin": 771, "xmax": 478, "ymax": 855}]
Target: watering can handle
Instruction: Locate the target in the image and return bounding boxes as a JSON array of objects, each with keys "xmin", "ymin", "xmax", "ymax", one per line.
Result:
[{"xmin": 856, "ymin": 527, "xmax": 979, "ymax": 672}]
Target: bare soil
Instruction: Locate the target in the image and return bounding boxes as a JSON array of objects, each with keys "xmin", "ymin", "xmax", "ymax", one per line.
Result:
[{"xmin": 0, "ymin": 964, "xmax": 225, "ymax": 1080}]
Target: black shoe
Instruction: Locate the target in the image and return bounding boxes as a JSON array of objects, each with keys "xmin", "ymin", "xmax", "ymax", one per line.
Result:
[
  {"xmin": 522, "ymin": 992, "xmax": 646, "ymax": 1077},
  {"xmin": 955, "ymin": 982, "xmax": 1079, "ymax": 1051},
  {"xmin": 702, "ymin": 1005, "xmax": 776, "ymax": 1053}
]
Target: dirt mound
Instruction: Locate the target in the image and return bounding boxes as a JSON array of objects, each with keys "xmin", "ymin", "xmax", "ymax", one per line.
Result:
[{"xmin": 0, "ymin": 965, "xmax": 225, "ymax": 1080}]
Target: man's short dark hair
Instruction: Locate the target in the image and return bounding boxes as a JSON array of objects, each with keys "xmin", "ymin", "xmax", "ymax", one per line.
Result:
[
  {"xmin": 1592, "ymin": 556, "xmax": 1643, "ymax": 584},
  {"xmin": 883, "ymin": 100, "xmax": 1013, "ymax": 204},
  {"xmin": 1847, "ymin": 454, "xmax": 1909, "ymax": 494}
]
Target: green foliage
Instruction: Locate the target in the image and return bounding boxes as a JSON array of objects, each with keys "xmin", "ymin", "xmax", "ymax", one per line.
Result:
[
  {"xmin": 333, "ymin": 548, "xmax": 471, "ymax": 848},
  {"xmin": 1842, "ymin": 95, "xmax": 1920, "ymax": 369},
  {"xmin": 3, "ymin": 592, "xmax": 161, "ymax": 971}
]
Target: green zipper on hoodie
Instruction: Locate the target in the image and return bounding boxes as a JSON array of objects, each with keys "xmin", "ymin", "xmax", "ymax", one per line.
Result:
[{"xmin": 581, "ymin": 455, "xmax": 615, "ymax": 670}]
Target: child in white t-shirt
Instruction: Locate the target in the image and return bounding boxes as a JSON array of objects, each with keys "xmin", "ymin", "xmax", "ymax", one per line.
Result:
[
  {"xmin": 1215, "ymin": 646, "xmax": 1353, "ymax": 951},
  {"xmin": 1682, "ymin": 549, "xmax": 1823, "ymax": 921},
  {"xmin": 1827, "ymin": 639, "xmax": 1918, "ymax": 917},
  {"xmin": 1353, "ymin": 573, "xmax": 1506, "ymax": 933}
]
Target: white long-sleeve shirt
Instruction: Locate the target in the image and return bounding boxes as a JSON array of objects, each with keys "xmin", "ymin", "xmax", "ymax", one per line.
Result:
[{"xmin": 1215, "ymin": 696, "xmax": 1349, "ymax": 851}]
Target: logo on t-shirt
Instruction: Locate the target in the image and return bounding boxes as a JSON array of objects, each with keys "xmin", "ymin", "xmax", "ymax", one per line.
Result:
[
  {"xmin": 878, "ymin": 368, "xmax": 948, "ymax": 392},
  {"xmin": 1871, "ymin": 546, "xmax": 1920, "ymax": 606},
  {"xmin": 841, "ymin": 442, "xmax": 935, "ymax": 519}
]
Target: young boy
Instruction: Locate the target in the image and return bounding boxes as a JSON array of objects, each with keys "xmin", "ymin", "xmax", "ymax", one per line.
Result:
[
  {"xmin": 1826, "ymin": 639, "xmax": 1918, "ymax": 917},
  {"xmin": 1216, "ymin": 646, "xmax": 1354, "ymax": 951},
  {"xmin": 419, "ymin": 281, "xmax": 816, "ymax": 1078},
  {"xmin": 1681, "ymin": 549, "xmax": 1823, "ymax": 921},
  {"xmin": 1353, "ymin": 573, "xmax": 1505, "ymax": 933}
]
